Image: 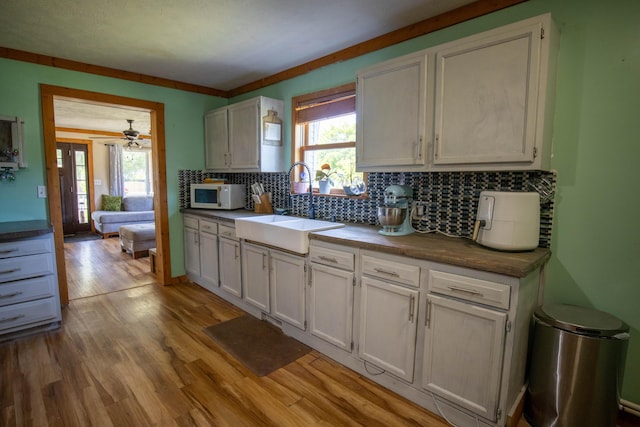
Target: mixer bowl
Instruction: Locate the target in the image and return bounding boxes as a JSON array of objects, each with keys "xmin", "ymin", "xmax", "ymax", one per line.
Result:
[{"xmin": 377, "ymin": 207, "xmax": 407, "ymax": 228}]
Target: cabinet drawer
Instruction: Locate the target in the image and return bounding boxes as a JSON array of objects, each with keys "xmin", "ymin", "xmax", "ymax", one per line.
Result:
[
  {"xmin": 361, "ymin": 254, "xmax": 420, "ymax": 288},
  {"xmin": 184, "ymin": 215, "xmax": 199, "ymax": 230},
  {"xmin": 0, "ymin": 253, "xmax": 55, "ymax": 284},
  {"xmin": 0, "ymin": 275, "xmax": 58, "ymax": 307},
  {"xmin": 0, "ymin": 297, "xmax": 60, "ymax": 332},
  {"xmin": 309, "ymin": 246, "xmax": 354, "ymax": 271},
  {"xmin": 428, "ymin": 270, "xmax": 510, "ymax": 310},
  {"xmin": 218, "ymin": 224, "xmax": 238, "ymax": 241},
  {"xmin": 199, "ymin": 219, "xmax": 218, "ymax": 235},
  {"xmin": 0, "ymin": 237, "xmax": 52, "ymax": 259}
]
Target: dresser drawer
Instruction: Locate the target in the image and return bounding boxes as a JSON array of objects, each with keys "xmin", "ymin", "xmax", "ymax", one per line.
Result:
[
  {"xmin": 361, "ymin": 254, "xmax": 420, "ymax": 288},
  {"xmin": 218, "ymin": 224, "xmax": 238, "ymax": 241},
  {"xmin": 0, "ymin": 297, "xmax": 60, "ymax": 332},
  {"xmin": 199, "ymin": 219, "xmax": 218, "ymax": 235},
  {"xmin": 428, "ymin": 270, "xmax": 511, "ymax": 310},
  {"xmin": 0, "ymin": 275, "xmax": 58, "ymax": 307},
  {"xmin": 0, "ymin": 237, "xmax": 53, "ymax": 259},
  {"xmin": 309, "ymin": 246, "xmax": 354, "ymax": 271},
  {"xmin": 0, "ymin": 253, "xmax": 56, "ymax": 284}
]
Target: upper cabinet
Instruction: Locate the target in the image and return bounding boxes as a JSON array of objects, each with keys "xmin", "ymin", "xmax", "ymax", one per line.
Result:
[
  {"xmin": 356, "ymin": 14, "xmax": 558, "ymax": 172},
  {"xmin": 356, "ymin": 52, "xmax": 429, "ymax": 170},
  {"xmin": 205, "ymin": 96, "xmax": 285, "ymax": 172}
]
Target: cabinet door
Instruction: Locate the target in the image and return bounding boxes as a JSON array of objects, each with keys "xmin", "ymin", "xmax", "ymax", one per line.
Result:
[
  {"xmin": 228, "ymin": 99, "xmax": 260, "ymax": 170},
  {"xmin": 422, "ymin": 293, "xmax": 506, "ymax": 421},
  {"xmin": 358, "ymin": 276, "xmax": 418, "ymax": 382},
  {"xmin": 433, "ymin": 21, "xmax": 542, "ymax": 166},
  {"xmin": 204, "ymin": 108, "xmax": 228, "ymax": 170},
  {"xmin": 309, "ymin": 264, "xmax": 354, "ymax": 351},
  {"xmin": 198, "ymin": 232, "xmax": 219, "ymax": 291},
  {"xmin": 219, "ymin": 237, "xmax": 242, "ymax": 298},
  {"xmin": 356, "ymin": 52, "xmax": 428, "ymax": 169},
  {"xmin": 183, "ymin": 227, "xmax": 200, "ymax": 279},
  {"xmin": 242, "ymin": 243, "xmax": 270, "ymax": 312},
  {"xmin": 271, "ymin": 251, "xmax": 306, "ymax": 330}
]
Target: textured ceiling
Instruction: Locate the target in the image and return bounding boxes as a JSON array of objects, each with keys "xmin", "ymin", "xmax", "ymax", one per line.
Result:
[{"xmin": 1, "ymin": 0, "xmax": 475, "ymax": 92}]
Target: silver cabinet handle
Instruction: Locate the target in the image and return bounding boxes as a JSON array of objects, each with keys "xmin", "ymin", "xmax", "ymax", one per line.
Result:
[
  {"xmin": 318, "ymin": 255, "xmax": 338, "ymax": 264},
  {"xmin": 0, "ymin": 314, "xmax": 25, "ymax": 323},
  {"xmin": 262, "ymin": 253, "xmax": 267, "ymax": 270},
  {"xmin": 408, "ymin": 295, "xmax": 416, "ymax": 323},
  {"xmin": 0, "ymin": 291, "xmax": 23, "ymax": 299},
  {"xmin": 0, "ymin": 268, "xmax": 20, "ymax": 275},
  {"xmin": 0, "ymin": 248, "xmax": 18, "ymax": 254},
  {"xmin": 447, "ymin": 286, "xmax": 483, "ymax": 298},
  {"xmin": 374, "ymin": 268, "xmax": 399, "ymax": 278},
  {"xmin": 425, "ymin": 299, "xmax": 432, "ymax": 328}
]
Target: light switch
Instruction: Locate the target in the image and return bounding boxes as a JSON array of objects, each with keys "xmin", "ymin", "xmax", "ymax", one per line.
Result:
[{"xmin": 37, "ymin": 185, "xmax": 47, "ymax": 198}]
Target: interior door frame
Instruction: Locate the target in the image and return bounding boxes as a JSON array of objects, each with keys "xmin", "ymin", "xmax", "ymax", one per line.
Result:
[
  {"xmin": 41, "ymin": 84, "xmax": 173, "ymax": 305},
  {"xmin": 56, "ymin": 138, "xmax": 95, "ymax": 234}
]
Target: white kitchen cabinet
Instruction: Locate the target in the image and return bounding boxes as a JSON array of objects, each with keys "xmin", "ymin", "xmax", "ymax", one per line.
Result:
[
  {"xmin": 308, "ymin": 244, "xmax": 356, "ymax": 352},
  {"xmin": 204, "ymin": 96, "xmax": 285, "ymax": 172},
  {"xmin": 422, "ymin": 293, "xmax": 507, "ymax": 421},
  {"xmin": 198, "ymin": 219, "xmax": 219, "ymax": 291},
  {"xmin": 356, "ymin": 51, "xmax": 429, "ymax": 170},
  {"xmin": 271, "ymin": 250, "xmax": 306, "ymax": 330},
  {"xmin": 218, "ymin": 224, "xmax": 242, "ymax": 298},
  {"xmin": 359, "ymin": 275, "xmax": 419, "ymax": 382},
  {"xmin": 241, "ymin": 242, "xmax": 270, "ymax": 312},
  {"xmin": 431, "ymin": 14, "xmax": 557, "ymax": 170},
  {"xmin": 0, "ymin": 232, "xmax": 61, "ymax": 340},
  {"xmin": 183, "ymin": 215, "xmax": 201, "ymax": 281}
]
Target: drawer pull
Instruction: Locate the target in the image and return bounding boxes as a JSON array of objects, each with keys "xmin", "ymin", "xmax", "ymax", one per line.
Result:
[
  {"xmin": 222, "ymin": 232, "xmax": 233, "ymax": 238},
  {"xmin": 0, "ymin": 291, "xmax": 23, "ymax": 299},
  {"xmin": 408, "ymin": 295, "xmax": 416, "ymax": 323},
  {"xmin": 0, "ymin": 314, "xmax": 25, "ymax": 323},
  {"xmin": 373, "ymin": 268, "xmax": 399, "ymax": 278},
  {"xmin": 318, "ymin": 255, "xmax": 338, "ymax": 264},
  {"xmin": 447, "ymin": 286, "xmax": 484, "ymax": 298},
  {"xmin": 425, "ymin": 299, "xmax": 432, "ymax": 328},
  {"xmin": 0, "ymin": 248, "xmax": 18, "ymax": 254},
  {"xmin": 0, "ymin": 268, "xmax": 20, "ymax": 275}
]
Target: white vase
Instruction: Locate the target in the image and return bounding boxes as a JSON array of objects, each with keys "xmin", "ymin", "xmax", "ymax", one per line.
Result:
[{"xmin": 318, "ymin": 180, "xmax": 331, "ymax": 194}]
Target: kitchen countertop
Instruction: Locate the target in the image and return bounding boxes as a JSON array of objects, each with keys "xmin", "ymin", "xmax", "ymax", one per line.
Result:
[
  {"xmin": 0, "ymin": 220, "xmax": 54, "ymax": 242},
  {"xmin": 310, "ymin": 223, "xmax": 550, "ymax": 278},
  {"xmin": 181, "ymin": 209, "xmax": 550, "ymax": 278}
]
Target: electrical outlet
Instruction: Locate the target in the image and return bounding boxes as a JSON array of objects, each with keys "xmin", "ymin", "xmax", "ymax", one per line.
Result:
[{"xmin": 37, "ymin": 185, "xmax": 47, "ymax": 198}]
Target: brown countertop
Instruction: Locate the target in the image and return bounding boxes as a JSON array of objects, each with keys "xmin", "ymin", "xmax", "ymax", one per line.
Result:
[
  {"xmin": 0, "ymin": 220, "xmax": 54, "ymax": 242},
  {"xmin": 310, "ymin": 223, "xmax": 550, "ymax": 278},
  {"xmin": 181, "ymin": 208, "xmax": 261, "ymax": 223}
]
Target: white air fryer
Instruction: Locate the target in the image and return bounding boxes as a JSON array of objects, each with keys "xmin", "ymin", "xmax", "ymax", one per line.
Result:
[{"xmin": 472, "ymin": 191, "xmax": 540, "ymax": 251}]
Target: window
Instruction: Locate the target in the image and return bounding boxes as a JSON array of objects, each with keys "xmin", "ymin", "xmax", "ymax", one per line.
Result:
[
  {"xmin": 292, "ymin": 83, "xmax": 365, "ymax": 196},
  {"xmin": 122, "ymin": 149, "xmax": 153, "ymax": 195}
]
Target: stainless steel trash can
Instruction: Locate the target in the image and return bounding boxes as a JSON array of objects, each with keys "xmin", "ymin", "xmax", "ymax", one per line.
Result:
[{"xmin": 525, "ymin": 304, "xmax": 629, "ymax": 427}]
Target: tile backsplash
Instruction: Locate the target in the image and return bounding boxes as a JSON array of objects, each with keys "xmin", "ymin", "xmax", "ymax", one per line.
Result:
[{"xmin": 179, "ymin": 169, "xmax": 556, "ymax": 248}]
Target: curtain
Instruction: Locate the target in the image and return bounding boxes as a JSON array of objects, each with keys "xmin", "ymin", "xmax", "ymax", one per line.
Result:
[{"xmin": 109, "ymin": 144, "xmax": 124, "ymax": 196}]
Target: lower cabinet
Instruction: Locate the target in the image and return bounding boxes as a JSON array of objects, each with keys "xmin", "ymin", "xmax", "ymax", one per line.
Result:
[
  {"xmin": 358, "ymin": 275, "xmax": 419, "ymax": 382},
  {"xmin": 242, "ymin": 242, "xmax": 270, "ymax": 312},
  {"xmin": 183, "ymin": 216, "xmax": 201, "ymax": 280},
  {"xmin": 198, "ymin": 220, "xmax": 219, "ymax": 291},
  {"xmin": 271, "ymin": 250, "xmax": 306, "ymax": 330},
  {"xmin": 219, "ymin": 225, "xmax": 242, "ymax": 298},
  {"xmin": 422, "ymin": 293, "xmax": 507, "ymax": 421}
]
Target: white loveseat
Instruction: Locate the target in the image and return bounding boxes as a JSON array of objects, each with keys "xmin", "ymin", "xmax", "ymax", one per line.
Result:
[{"xmin": 91, "ymin": 195, "xmax": 155, "ymax": 238}]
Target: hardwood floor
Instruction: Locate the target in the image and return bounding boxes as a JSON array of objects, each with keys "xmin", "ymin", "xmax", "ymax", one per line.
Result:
[{"xmin": 64, "ymin": 237, "xmax": 156, "ymax": 300}]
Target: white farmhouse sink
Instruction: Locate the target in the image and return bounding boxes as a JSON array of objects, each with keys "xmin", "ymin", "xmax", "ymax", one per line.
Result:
[{"xmin": 235, "ymin": 215, "xmax": 344, "ymax": 254}]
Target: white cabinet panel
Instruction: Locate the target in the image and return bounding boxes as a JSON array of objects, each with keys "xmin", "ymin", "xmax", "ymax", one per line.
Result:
[
  {"xmin": 271, "ymin": 251, "xmax": 306, "ymax": 330},
  {"xmin": 219, "ymin": 237, "xmax": 242, "ymax": 298},
  {"xmin": 198, "ymin": 232, "xmax": 219, "ymax": 291},
  {"xmin": 242, "ymin": 243, "xmax": 270, "ymax": 312}
]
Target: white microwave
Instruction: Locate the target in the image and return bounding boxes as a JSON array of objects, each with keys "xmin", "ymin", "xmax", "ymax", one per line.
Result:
[{"xmin": 190, "ymin": 184, "xmax": 246, "ymax": 210}]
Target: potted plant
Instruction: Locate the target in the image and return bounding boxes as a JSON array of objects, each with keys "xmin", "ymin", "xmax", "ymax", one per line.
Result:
[{"xmin": 315, "ymin": 163, "xmax": 338, "ymax": 194}]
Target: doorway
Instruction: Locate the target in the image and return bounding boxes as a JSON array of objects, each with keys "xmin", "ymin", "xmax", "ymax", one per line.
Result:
[
  {"xmin": 41, "ymin": 84, "xmax": 173, "ymax": 305},
  {"xmin": 56, "ymin": 142, "xmax": 92, "ymax": 236}
]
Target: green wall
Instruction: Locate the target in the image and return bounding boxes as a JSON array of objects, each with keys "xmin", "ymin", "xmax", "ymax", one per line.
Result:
[
  {"xmin": 1, "ymin": 0, "xmax": 638, "ymax": 404},
  {"xmin": 0, "ymin": 58, "xmax": 227, "ymax": 276}
]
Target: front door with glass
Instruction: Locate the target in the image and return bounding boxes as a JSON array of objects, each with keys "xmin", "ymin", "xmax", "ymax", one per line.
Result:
[{"xmin": 57, "ymin": 142, "xmax": 91, "ymax": 235}]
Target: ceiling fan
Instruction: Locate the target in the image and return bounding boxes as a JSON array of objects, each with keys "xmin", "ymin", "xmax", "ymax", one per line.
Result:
[{"xmin": 91, "ymin": 119, "xmax": 150, "ymax": 148}]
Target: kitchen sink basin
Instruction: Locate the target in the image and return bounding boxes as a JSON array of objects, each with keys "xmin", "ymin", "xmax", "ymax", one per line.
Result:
[{"xmin": 235, "ymin": 215, "xmax": 344, "ymax": 254}]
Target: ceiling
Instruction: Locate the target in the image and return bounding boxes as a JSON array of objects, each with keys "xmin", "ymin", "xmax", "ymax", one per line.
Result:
[
  {"xmin": 1, "ymin": 0, "xmax": 476, "ymax": 92},
  {"xmin": 2, "ymin": 0, "xmax": 479, "ymax": 135}
]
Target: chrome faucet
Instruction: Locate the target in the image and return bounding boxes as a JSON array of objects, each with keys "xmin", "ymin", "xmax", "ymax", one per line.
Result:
[{"xmin": 287, "ymin": 161, "xmax": 315, "ymax": 219}]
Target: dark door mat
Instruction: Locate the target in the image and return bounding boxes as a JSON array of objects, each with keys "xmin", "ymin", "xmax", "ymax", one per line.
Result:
[
  {"xmin": 64, "ymin": 232, "xmax": 102, "ymax": 243},
  {"xmin": 203, "ymin": 315, "xmax": 311, "ymax": 377}
]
